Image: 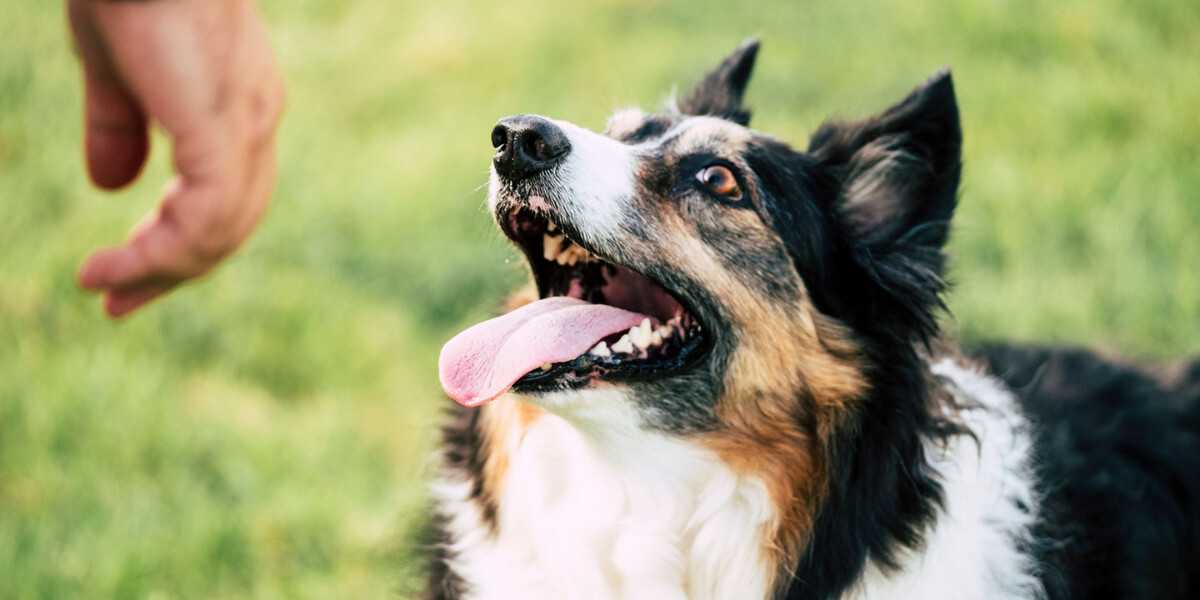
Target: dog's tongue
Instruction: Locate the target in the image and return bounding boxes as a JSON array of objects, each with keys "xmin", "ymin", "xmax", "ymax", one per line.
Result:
[{"xmin": 439, "ymin": 297, "xmax": 647, "ymax": 407}]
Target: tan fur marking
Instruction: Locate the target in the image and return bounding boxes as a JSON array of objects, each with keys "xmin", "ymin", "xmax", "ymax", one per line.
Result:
[
  {"xmin": 479, "ymin": 395, "xmax": 545, "ymax": 518},
  {"xmin": 505, "ymin": 284, "xmax": 539, "ymax": 312},
  {"xmin": 661, "ymin": 210, "xmax": 868, "ymax": 583},
  {"xmin": 712, "ymin": 307, "xmax": 865, "ymax": 579}
]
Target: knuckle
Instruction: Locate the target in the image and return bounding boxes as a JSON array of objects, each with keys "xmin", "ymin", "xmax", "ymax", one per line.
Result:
[
  {"xmin": 248, "ymin": 81, "xmax": 286, "ymax": 146},
  {"xmin": 182, "ymin": 210, "xmax": 236, "ymax": 263},
  {"xmin": 188, "ymin": 231, "xmax": 233, "ymax": 264}
]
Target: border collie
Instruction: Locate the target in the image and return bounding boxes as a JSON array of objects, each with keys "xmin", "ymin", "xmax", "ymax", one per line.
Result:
[{"xmin": 426, "ymin": 40, "xmax": 1200, "ymax": 599}]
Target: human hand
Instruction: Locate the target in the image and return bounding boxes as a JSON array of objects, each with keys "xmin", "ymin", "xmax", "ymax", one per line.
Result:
[{"xmin": 69, "ymin": 0, "xmax": 285, "ymax": 318}]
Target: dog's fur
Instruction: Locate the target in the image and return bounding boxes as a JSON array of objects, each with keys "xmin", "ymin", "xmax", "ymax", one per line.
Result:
[{"xmin": 422, "ymin": 40, "xmax": 1200, "ymax": 599}]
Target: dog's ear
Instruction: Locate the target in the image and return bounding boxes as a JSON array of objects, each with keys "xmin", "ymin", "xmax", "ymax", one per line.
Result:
[
  {"xmin": 677, "ymin": 39, "xmax": 760, "ymax": 126},
  {"xmin": 809, "ymin": 71, "xmax": 962, "ymax": 340}
]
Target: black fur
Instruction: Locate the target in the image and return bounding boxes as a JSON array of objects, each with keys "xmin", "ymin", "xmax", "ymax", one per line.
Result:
[
  {"xmin": 421, "ymin": 404, "xmax": 490, "ymax": 600},
  {"xmin": 971, "ymin": 342, "xmax": 1200, "ymax": 599},
  {"xmin": 805, "ymin": 70, "xmax": 962, "ymax": 346},
  {"xmin": 678, "ymin": 38, "xmax": 760, "ymax": 125},
  {"xmin": 437, "ymin": 405, "xmax": 497, "ymax": 529},
  {"xmin": 683, "ymin": 49, "xmax": 968, "ymax": 596},
  {"xmin": 419, "ymin": 509, "xmax": 468, "ymax": 600},
  {"xmin": 619, "ymin": 115, "xmax": 676, "ymax": 143},
  {"xmin": 753, "ymin": 74, "xmax": 966, "ymax": 599}
]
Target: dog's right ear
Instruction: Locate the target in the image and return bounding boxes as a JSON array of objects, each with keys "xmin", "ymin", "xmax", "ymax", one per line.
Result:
[
  {"xmin": 677, "ymin": 39, "xmax": 760, "ymax": 126},
  {"xmin": 808, "ymin": 71, "xmax": 963, "ymax": 341}
]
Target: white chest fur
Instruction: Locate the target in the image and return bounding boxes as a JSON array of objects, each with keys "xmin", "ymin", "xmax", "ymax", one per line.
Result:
[
  {"xmin": 843, "ymin": 359, "xmax": 1045, "ymax": 600},
  {"xmin": 433, "ymin": 361, "xmax": 1045, "ymax": 600},
  {"xmin": 432, "ymin": 390, "xmax": 775, "ymax": 600}
]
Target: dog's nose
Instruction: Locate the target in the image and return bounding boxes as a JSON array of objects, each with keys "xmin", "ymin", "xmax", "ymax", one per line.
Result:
[{"xmin": 491, "ymin": 115, "xmax": 571, "ymax": 180}]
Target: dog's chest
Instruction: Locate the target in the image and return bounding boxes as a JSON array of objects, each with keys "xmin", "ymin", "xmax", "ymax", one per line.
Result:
[{"xmin": 438, "ymin": 411, "xmax": 775, "ymax": 600}]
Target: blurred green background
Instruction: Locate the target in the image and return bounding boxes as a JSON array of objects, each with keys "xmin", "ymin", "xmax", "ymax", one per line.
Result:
[{"xmin": 2, "ymin": 0, "xmax": 1198, "ymax": 598}]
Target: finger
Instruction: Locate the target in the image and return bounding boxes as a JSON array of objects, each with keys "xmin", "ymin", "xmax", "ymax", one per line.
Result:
[
  {"xmin": 78, "ymin": 244, "xmax": 157, "ymax": 292},
  {"xmin": 104, "ymin": 282, "xmax": 176, "ymax": 319},
  {"xmin": 83, "ymin": 73, "xmax": 149, "ymax": 190},
  {"xmin": 77, "ymin": 225, "xmax": 199, "ymax": 293},
  {"xmin": 78, "ymin": 199, "xmax": 214, "ymax": 292},
  {"xmin": 70, "ymin": 0, "xmax": 150, "ymax": 190}
]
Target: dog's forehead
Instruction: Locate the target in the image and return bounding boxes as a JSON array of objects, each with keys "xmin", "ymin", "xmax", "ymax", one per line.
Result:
[
  {"xmin": 605, "ymin": 108, "xmax": 651, "ymax": 138},
  {"xmin": 665, "ymin": 116, "xmax": 753, "ymax": 155},
  {"xmin": 605, "ymin": 108, "xmax": 752, "ymax": 156}
]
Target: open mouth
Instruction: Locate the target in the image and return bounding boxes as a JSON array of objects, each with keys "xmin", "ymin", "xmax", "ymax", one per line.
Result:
[
  {"xmin": 505, "ymin": 207, "xmax": 708, "ymax": 389},
  {"xmin": 438, "ymin": 204, "xmax": 708, "ymax": 407}
]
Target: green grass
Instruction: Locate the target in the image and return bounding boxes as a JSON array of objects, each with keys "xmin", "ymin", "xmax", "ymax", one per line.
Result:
[{"xmin": 2, "ymin": 1, "xmax": 1198, "ymax": 598}]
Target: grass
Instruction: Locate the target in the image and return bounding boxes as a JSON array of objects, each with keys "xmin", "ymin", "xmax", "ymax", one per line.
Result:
[{"xmin": 2, "ymin": 0, "xmax": 1198, "ymax": 598}]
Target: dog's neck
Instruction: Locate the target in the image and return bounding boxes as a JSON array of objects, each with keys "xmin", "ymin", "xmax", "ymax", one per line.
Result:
[{"xmin": 432, "ymin": 360, "xmax": 1044, "ymax": 600}]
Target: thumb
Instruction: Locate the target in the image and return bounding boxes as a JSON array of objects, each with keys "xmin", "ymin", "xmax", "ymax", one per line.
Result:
[
  {"xmin": 69, "ymin": 0, "xmax": 149, "ymax": 190},
  {"xmin": 83, "ymin": 73, "xmax": 149, "ymax": 190}
]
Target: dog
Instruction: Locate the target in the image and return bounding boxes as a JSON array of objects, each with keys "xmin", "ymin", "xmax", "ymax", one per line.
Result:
[{"xmin": 425, "ymin": 40, "xmax": 1200, "ymax": 599}]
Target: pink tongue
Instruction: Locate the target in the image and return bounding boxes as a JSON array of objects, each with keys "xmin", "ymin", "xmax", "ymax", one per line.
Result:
[{"xmin": 439, "ymin": 297, "xmax": 648, "ymax": 407}]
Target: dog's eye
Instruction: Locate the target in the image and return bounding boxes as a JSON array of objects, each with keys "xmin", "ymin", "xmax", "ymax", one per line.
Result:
[{"xmin": 696, "ymin": 165, "xmax": 742, "ymax": 201}]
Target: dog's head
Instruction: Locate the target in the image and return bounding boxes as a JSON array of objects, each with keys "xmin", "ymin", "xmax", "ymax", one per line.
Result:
[
  {"xmin": 439, "ymin": 40, "xmax": 962, "ymax": 577},
  {"xmin": 441, "ymin": 40, "xmax": 961, "ymax": 435}
]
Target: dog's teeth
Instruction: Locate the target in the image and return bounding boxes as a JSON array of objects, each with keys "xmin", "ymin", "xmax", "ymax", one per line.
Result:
[
  {"xmin": 650, "ymin": 331, "xmax": 663, "ymax": 347},
  {"xmin": 630, "ymin": 319, "xmax": 654, "ymax": 350},
  {"xmin": 553, "ymin": 243, "xmax": 586, "ymax": 266},
  {"xmin": 589, "ymin": 341, "xmax": 611, "ymax": 357},
  {"xmin": 540, "ymin": 362, "xmax": 553, "ymax": 372},
  {"xmin": 657, "ymin": 325, "xmax": 674, "ymax": 339},
  {"xmin": 639, "ymin": 318, "xmax": 653, "ymax": 337},
  {"xmin": 574, "ymin": 246, "xmax": 592, "ymax": 264},
  {"xmin": 545, "ymin": 240, "xmax": 599, "ymax": 267},
  {"xmin": 634, "ymin": 319, "xmax": 656, "ymax": 349},
  {"xmin": 612, "ymin": 335, "xmax": 634, "ymax": 355},
  {"xmin": 547, "ymin": 221, "xmax": 559, "ymax": 233},
  {"xmin": 543, "ymin": 234, "xmax": 564, "ymax": 261}
]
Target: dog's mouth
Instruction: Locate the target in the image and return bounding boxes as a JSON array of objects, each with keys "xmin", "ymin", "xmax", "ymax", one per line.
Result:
[
  {"xmin": 438, "ymin": 204, "xmax": 708, "ymax": 407},
  {"xmin": 506, "ymin": 207, "xmax": 709, "ymax": 391}
]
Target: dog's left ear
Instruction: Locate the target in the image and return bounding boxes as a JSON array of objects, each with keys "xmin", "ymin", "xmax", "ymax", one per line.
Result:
[
  {"xmin": 809, "ymin": 71, "xmax": 962, "ymax": 340},
  {"xmin": 678, "ymin": 39, "xmax": 760, "ymax": 125}
]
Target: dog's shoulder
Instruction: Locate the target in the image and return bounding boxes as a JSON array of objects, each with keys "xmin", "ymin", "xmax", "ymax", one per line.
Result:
[{"xmin": 967, "ymin": 341, "xmax": 1200, "ymax": 599}]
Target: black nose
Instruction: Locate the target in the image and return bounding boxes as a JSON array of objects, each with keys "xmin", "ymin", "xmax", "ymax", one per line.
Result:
[{"xmin": 491, "ymin": 115, "xmax": 571, "ymax": 180}]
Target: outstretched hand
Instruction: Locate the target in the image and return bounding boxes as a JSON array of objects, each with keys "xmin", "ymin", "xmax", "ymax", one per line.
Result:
[{"xmin": 69, "ymin": 0, "xmax": 285, "ymax": 318}]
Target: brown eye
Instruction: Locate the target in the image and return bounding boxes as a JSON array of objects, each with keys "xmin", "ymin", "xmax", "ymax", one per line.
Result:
[{"xmin": 697, "ymin": 165, "xmax": 742, "ymax": 200}]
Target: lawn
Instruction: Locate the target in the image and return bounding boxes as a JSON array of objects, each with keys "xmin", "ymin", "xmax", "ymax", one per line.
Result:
[{"xmin": 2, "ymin": 1, "xmax": 1197, "ymax": 598}]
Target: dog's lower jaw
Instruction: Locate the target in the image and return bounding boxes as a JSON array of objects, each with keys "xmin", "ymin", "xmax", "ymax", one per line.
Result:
[{"xmin": 430, "ymin": 388, "xmax": 778, "ymax": 600}]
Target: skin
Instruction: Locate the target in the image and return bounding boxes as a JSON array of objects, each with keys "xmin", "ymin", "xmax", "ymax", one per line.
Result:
[{"xmin": 68, "ymin": 0, "xmax": 285, "ymax": 318}]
